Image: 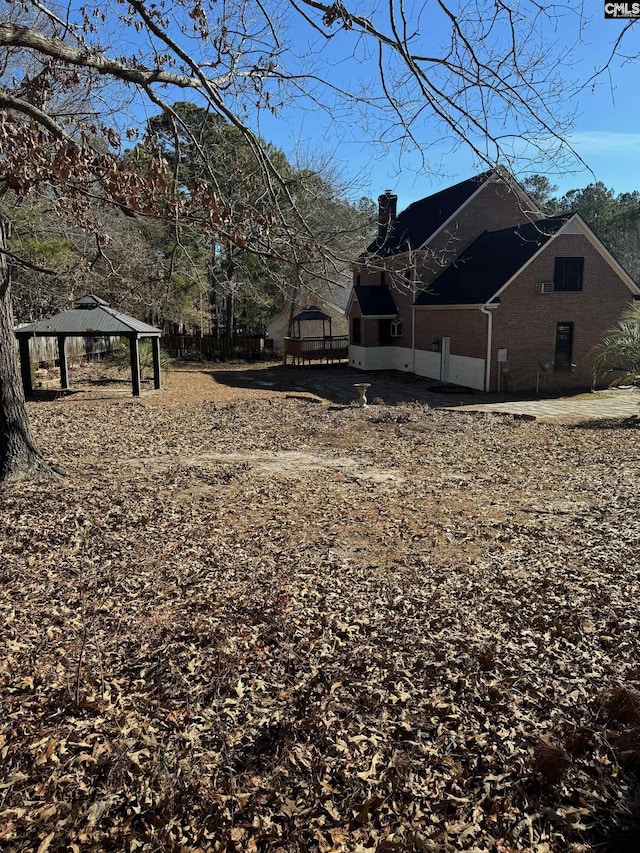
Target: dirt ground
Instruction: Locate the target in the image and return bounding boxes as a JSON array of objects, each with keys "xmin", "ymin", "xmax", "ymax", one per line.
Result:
[
  {"xmin": 34, "ymin": 359, "xmax": 640, "ymax": 421},
  {"xmin": 34, "ymin": 359, "xmax": 444, "ymax": 408},
  {"xmin": 2, "ymin": 363, "xmax": 640, "ymax": 852}
]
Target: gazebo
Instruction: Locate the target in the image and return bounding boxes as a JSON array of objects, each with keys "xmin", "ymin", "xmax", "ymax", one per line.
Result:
[
  {"xmin": 283, "ymin": 304, "xmax": 348, "ymax": 365},
  {"xmin": 290, "ymin": 305, "xmax": 333, "ymax": 339},
  {"xmin": 15, "ymin": 294, "xmax": 163, "ymax": 397}
]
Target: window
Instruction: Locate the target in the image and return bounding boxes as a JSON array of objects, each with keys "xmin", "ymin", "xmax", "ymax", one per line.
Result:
[
  {"xmin": 554, "ymin": 257, "xmax": 584, "ymax": 291},
  {"xmin": 555, "ymin": 322, "xmax": 574, "ymax": 369},
  {"xmin": 390, "ymin": 319, "xmax": 403, "ymax": 337},
  {"xmin": 351, "ymin": 317, "xmax": 361, "ymax": 345}
]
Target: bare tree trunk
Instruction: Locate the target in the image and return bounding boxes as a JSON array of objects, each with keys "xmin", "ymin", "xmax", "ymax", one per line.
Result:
[
  {"xmin": 0, "ymin": 217, "xmax": 62, "ymax": 482},
  {"xmin": 224, "ymin": 246, "xmax": 236, "ymax": 341},
  {"xmin": 287, "ymin": 275, "xmax": 301, "ymax": 337},
  {"xmin": 225, "ymin": 291, "xmax": 233, "ymax": 341}
]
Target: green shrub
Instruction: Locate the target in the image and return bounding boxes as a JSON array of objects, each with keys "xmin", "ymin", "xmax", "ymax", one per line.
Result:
[
  {"xmin": 592, "ymin": 303, "xmax": 640, "ymax": 384},
  {"xmin": 181, "ymin": 346, "xmax": 208, "ymax": 362},
  {"xmin": 109, "ymin": 339, "xmax": 171, "ymax": 375}
]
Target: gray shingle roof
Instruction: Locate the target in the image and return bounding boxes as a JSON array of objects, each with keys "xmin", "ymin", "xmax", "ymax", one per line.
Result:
[
  {"xmin": 353, "ymin": 285, "xmax": 398, "ymax": 316},
  {"xmin": 414, "ymin": 215, "xmax": 571, "ymax": 307},
  {"xmin": 15, "ymin": 295, "xmax": 162, "ymax": 337}
]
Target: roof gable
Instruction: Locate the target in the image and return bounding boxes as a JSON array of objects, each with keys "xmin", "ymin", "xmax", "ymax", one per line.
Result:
[
  {"xmin": 364, "ymin": 170, "xmax": 494, "ymax": 258},
  {"xmin": 414, "ymin": 215, "xmax": 571, "ymax": 307},
  {"xmin": 562, "ymin": 214, "xmax": 639, "ymax": 295}
]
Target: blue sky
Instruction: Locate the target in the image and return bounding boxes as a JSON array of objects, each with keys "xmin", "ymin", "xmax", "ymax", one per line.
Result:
[
  {"xmin": 111, "ymin": 1, "xmax": 638, "ymax": 210},
  {"xmin": 247, "ymin": 4, "xmax": 640, "ymax": 210}
]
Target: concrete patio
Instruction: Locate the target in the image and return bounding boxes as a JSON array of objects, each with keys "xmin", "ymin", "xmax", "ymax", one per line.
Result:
[{"xmin": 211, "ymin": 364, "xmax": 640, "ymax": 423}]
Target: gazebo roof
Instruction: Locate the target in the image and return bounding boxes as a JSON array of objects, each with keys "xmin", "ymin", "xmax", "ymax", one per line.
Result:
[
  {"xmin": 291, "ymin": 305, "xmax": 332, "ymax": 323},
  {"xmin": 15, "ymin": 294, "xmax": 162, "ymax": 338}
]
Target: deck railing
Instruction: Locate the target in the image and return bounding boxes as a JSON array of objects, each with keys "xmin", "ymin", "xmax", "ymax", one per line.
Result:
[{"xmin": 284, "ymin": 335, "xmax": 349, "ymax": 365}]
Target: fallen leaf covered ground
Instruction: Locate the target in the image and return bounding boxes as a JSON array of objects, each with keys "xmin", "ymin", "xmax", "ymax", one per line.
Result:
[{"xmin": 2, "ymin": 365, "xmax": 640, "ymax": 852}]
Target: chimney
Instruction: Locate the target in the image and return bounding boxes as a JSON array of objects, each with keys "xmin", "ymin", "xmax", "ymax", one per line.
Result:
[{"xmin": 378, "ymin": 189, "xmax": 397, "ymax": 242}]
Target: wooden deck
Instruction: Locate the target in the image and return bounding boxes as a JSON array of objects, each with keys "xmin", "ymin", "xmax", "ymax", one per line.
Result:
[{"xmin": 283, "ymin": 335, "xmax": 349, "ymax": 365}]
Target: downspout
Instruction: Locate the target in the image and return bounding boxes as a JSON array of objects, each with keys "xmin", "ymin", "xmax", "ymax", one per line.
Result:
[
  {"xmin": 411, "ymin": 262, "xmax": 417, "ymax": 373},
  {"xmin": 479, "ymin": 305, "xmax": 492, "ymax": 392}
]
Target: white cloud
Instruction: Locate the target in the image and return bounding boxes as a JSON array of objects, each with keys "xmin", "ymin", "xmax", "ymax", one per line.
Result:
[{"xmin": 568, "ymin": 130, "xmax": 640, "ymax": 155}]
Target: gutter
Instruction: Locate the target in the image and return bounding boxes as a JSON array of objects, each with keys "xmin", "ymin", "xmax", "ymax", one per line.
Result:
[
  {"xmin": 479, "ymin": 305, "xmax": 492, "ymax": 392},
  {"xmin": 411, "ymin": 263, "xmax": 417, "ymax": 373}
]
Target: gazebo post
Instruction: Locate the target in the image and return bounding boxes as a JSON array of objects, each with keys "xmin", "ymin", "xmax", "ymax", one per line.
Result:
[
  {"xmin": 57, "ymin": 335, "xmax": 69, "ymax": 390},
  {"xmin": 129, "ymin": 335, "xmax": 141, "ymax": 397},
  {"xmin": 151, "ymin": 336, "xmax": 162, "ymax": 390},
  {"xmin": 18, "ymin": 337, "xmax": 33, "ymax": 397}
]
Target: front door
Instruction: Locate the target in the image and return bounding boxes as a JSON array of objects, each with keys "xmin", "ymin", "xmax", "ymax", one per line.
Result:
[
  {"xmin": 379, "ymin": 319, "xmax": 392, "ymax": 346},
  {"xmin": 440, "ymin": 336, "xmax": 450, "ymax": 382}
]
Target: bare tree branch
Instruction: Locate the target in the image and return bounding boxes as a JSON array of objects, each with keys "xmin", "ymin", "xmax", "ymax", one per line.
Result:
[{"xmin": 0, "ymin": 23, "xmax": 202, "ymax": 88}]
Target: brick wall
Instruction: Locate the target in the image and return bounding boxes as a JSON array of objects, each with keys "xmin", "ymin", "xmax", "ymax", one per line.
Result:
[
  {"xmin": 348, "ymin": 302, "xmax": 384, "ymax": 348},
  {"xmin": 357, "ymin": 267, "xmax": 386, "ymax": 287},
  {"xmin": 350, "ymin": 177, "xmax": 637, "ymax": 392},
  {"xmin": 415, "ymin": 180, "xmax": 536, "ymax": 294},
  {"xmin": 414, "ymin": 308, "xmax": 489, "ymax": 359},
  {"xmin": 491, "ymin": 234, "xmax": 636, "ymax": 392},
  {"xmin": 350, "ymin": 177, "xmax": 537, "ymax": 352}
]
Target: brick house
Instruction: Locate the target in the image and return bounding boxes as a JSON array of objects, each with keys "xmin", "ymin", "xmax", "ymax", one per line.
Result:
[{"xmin": 347, "ymin": 169, "xmax": 640, "ymax": 392}]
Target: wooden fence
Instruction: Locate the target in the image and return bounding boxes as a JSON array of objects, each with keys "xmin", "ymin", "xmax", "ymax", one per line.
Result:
[
  {"xmin": 283, "ymin": 336, "xmax": 349, "ymax": 365},
  {"xmin": 23, "ymin": 332, "xmax": 275, "ymax": 365},
  {"xmin": 163, "ymin": 334, "xmax": 273, "ymax": 360},
  {"xmin": 24, "ymin": 335, "xmax": 118, "ymax": 366}
]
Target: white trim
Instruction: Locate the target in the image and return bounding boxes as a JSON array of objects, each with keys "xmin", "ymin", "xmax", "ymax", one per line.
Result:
[
  {"xmin": 415, "ymin": 170, "xmax": 543, "ymax": 253},
  {"xmin": 346, "ymin": 287, "xmax": 356, "ymax": 316},
  {"xmin": 356, "ymin": 170, "xmax": 543, "ymax": 266},
  {"xmin": 485, "ymin": 213, "xmax": 640, "ymax": 304},
  {"xmin": 416, "ymin": 176, "xmax": 492, "ymax": 252},
  {"xmin": 570, "ymin": 215, "xmax": 640, "ymax": 294},
  {"xmin": 411, "ymin": 262, "xmax": 417, "ymax": 373},
  {"xmin": 363, "ymin": 314, "xmax": 397, "ymax": 319},
  {"xmin": 493, "ymin": 166, "xmax": 545, "ymax": 219},
  {"xmin": 480, "ymin": 305, "xmax": 493, "ymax": 392},
  {"xmin": 414, "ymin": 303, "xmax": 498, "ymax": 310},
  {"xmin": 558, "ymin": 219, "xmax": 582, "ymax": 235}
]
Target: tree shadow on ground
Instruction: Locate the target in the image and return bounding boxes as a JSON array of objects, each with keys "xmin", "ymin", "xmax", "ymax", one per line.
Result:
[
  {"xmin": 205, "ymin": 363, "xmax": 479, "ymax": 408},
  {"xmin": 567, "ymin": 415, "xmax": 640, "ymax": 431},
  {"xmin": 27, "ymin": 388, "xmax": 82, "ymax": 403},
  {"xmin": 26, "ymin": 377, "xmax": 156, "ymax": 403},
  {"xmin": 206, "ymin": 364, "xmax": 376, "ymax": 406}
]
